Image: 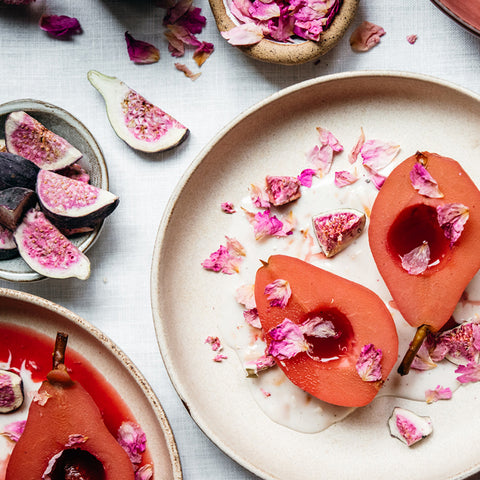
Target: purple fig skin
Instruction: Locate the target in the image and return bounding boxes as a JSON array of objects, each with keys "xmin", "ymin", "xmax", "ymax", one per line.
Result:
[
  {"xmin": 0, "ymin": 225, "xmax": 18, "ymax": 260},
  {"xmin": 5, "ymin": 111, "xmax": 82, "ymax": 171},
  {"xmin": 0, "ymin": 152, "xmax": 39, "ymax": 191},
  {"xmin": 37, "ymin": 170, "xmax": 119, "ymax": 230},
  {"xmin": 0, "ymin": 187, "xmax": 37, "ymax": 231}
]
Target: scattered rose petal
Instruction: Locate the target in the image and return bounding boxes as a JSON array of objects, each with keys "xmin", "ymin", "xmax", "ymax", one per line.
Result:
[
  {"xmin": 437, "ymin": 203, "xmax": 469, "ymax": 246},
  {"xmin": 265, "ymin": 175, "xmax": 302, "ymax": 206},
  {"xmin": 317, "ymin": 127, "xmax": 343, "ymax": 153},
  {"xmin": 214, "ymin": 353, "xmax": 228, "ymax": 362},
  {"xmin": 221, "ymin": 201, "xmax": 236, "ymax": 214},
  {"xmin": 409, "ymin": 163, "xmax": 443, "ymax": 198},
  {"xmin": 39, "ymin": 14, "xmax": 82, "ymax": 38},
  {"xmin": 401, "ymin": 241, "xmax": 430, "ymax": 275},
  {"xmin": 244, "ymin": 209, "xmax": 286, "ymax": 240},
  {"xmin": 135, "ymin": 464, "xmax": 153, "ymax": 480},
  {"xmin": 205, "ymin": 336, "xmax": 222, "ymax": 351},
  {"xmin": 249, "ymin": 0, "xmax": 280, "ymax": 20},
  {"xmin": 117, "ymin": 421, "xmax": 147, "ymax": 465},
  {"xmin": 260, "ymin": 388, "xmax": 271, "ymax": 397},
  {"xmin": 244, "ymin": 354, "xmax": 276, "ymax": 376},
  {"xmin": 32, "ymin": 390, "xmax": 51, "ymax": 406},
  {"xmin": 407, "ymin": 34, "xmax": 418, "ymax": 44},
  {"xmin": 174, "ymin": 62, "xmax": 201, "ymax": 80},
  {"xmin": 365, "ymin": 167, "xmax": 386, "ymax": 190},
  {"xmin": 164, "ymin": 0, "xmax": 206, "ymax": 33},
  {"xmin": 193, "ymin": 41, "xmax": 214, "ymax": 66},
  {"xmin": 221, "ymin": 23, "xmax": 264, "ymax": 45},
  {"xmin": 306, "ymin": 127, "xmax": 343, "ymax": 175},
  {"xmin": 264, "ymin": 279, "xmax": 291, "ymax": 308},
  {"xmin": 334, "ymin": 170, "xmax": 358, "ymax": 187},
  {"xmin": 125, "ymin": 32, "xmax": 160, "ymax": 64},
  {"xmin": 411, "ymin": 340, "xmax": 437, "ymax": 371},
  {"xmin": 455, "ymin": 361, "xmax": 480, "ymax": 383},
  {"xmin": 297, "ymin": 168, "xmax": 316, "ymax": 187},
  {"xmin": 350, "ymin": 21, "xmax": 385, "ymax": 52},
  {"xmin": 1, "ymin": 420, "xmax": 25, "ymax": 442},
  {"xmin": 425, "ymin": 385, "xmax": 452, "ymax": 404},
  {"xmin": 249, "ymin": 183, "xmax": 271, "ymax": 208},
  {"xmin": 349, "ymin": 127, "xmax": 365, "ymax": 163},
  {"xmin": 225, "ymin": 236, "xmax": 246, "ymax": 256},
  {"xmin": 388, "ymin": 407, "xmax": 432, "ymax": 446},
  {"xmin": 202, "ymin": 237, "xmax": 245, "ymax": 274},
  {"xmin": 243, "ymin": 307, "xmax": 261, "ymax": 328},
  {"xmin": 300, "ymin": 316, "xmax": 338, "ymax": 338},
  {"xmin": 235, "ymin": 284, "xmax": 256, "ymax": 309},
  {"xmin": 356, "ymin": 344, "xmax": 383, "ymax": 382},
  {"xmin": 267, "ymin": 318, "xmax": 309, "ymax": 360},
  {"xmin": 65, "ymin": 434, "xmax": 89, "ymax": 447},
  {"xmin": 361, "ymin": 139, "xmax": 400, "ymax": 171}
]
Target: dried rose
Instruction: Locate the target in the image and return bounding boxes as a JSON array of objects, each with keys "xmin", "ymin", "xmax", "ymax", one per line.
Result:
[
  {"xmin": 244, "ymin": 209, "xmax": 289, "ymax": 240},
  {"xmin": 355, "ymin": 343, "xmax": 383, "ymax": 382},
  {"xmin": 65, "ymin": 434, "xmax": 89, "ymax": 447},
  {"xmin": 406, "ymin": 34, "xmax": 418, "ymax": 44},
  {"xmin": 349, "ymin": 127, "xmax": 365, "ymax": 164},
  {"xmin": 117, "ymin": 421, "xmax": 147, "ymax": 465},
  {"xmin": 135, "ymin": 464, "xmax": 153, "ymax": 480},
  {"xmin": 205, "ymin": 336, "xmax": 222, "ymax": 352},
  {"xmin": 334, "ymin": 170, "xmax": 358, "ymax": 187},
  {"xmin": 174, "ymin": 62, "xmax": 201, "ymax": 80},
  {"xmin": 1, "ymin": 420, "xmax": 26, "ymax": 442},
  {"xmin": 401, "ymin": 241, "xmax": 430, "ymax": 275},
  {"xmin": 350, "ymin": 21, "xmax": 385, "ymax": 52},
  {"xmin": 221, "ymin": 201, "xmax": 236, "ymax": 214},
  {"xmin": 249, "ymin": 183, "xmax": 271, "ymax": 208},
  {"xmin": 425, "ymin": 385, "xmax": 452, "ymax": 404},
  {"xmin": 267, "ymin": 318, "xmax": 309, "ymax": 360},
  {"xmin": 307, "ymin": 127, "xmax": 343, "ymax": 175},
  {"xmin": 411, "ymin": 340, "xmax": 437, "ymax": 371},
  {"xmin": 39, "ymin": 14, "xmax": 82, "ymax": 38},
  {"xmin": 455, "ymin": 361, "xmax": 480, "ymax": 383},
  {"xmin": 409, "ymin": 162, "xmax": 443, "ymax": 198},
  {"xmin": 244, "ymin": 354, "xmax": 276, "ymax": 376},
  {"xmin": 125, "ymin": 32, "xmax": 160, "ymax": 64},
  {"xmin": 243, "ymin": 307, "xmax": 261, "ymax": 328},
  {"xmin": 221, "ymin": 23, "xmax": 265, "ymax": 45},
  {"xmin": 235, "ymin": 284, "xmax": 256, "ymax": 309},
  {"xmin": 264, "ymin": 279, "xmax": 292, "ymax": 308},
  {"xmin": 361, "ymin": 139, "xmax": 400, "ymax": 172},
  {"xmin": 201, "ymin": 237, "xmax": 245, "ymax": 274},
  {"xmin": 300, "ymin": 316, "xmax": 338, "ymax": 339},
  {"xmin": 193, "ymin": 41, "xmax": 214, "ymax": 66},
  {"xmin": 436, "ymin": 203, "xmax": 469, "ymax": 246},
  {"xmin": 297, "ymin": 168, "xmax": 316, "ymax": 187}
]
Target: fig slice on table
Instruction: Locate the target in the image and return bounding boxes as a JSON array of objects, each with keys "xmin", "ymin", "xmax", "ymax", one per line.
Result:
[
  {"xmin": 5, "ymin": 332, "xmax": 135, "ymax": 480},
  {"xmin": 5, "ymin": 111, "xmax": 82, "ymax": 170},
  {"xmin": 254, "ymin": 255, "xmax": 398, "ymax": 407},
  {"xmin": 14, "ymin": 209, "xmax": 91, "ymax": 280},
  {"xmin": 368, "ymin": 151, "xmax": 480, "ymax": 374},
  {"xmin": 37, "ymin": 169, "xmax": 119, "ymax": 230},
  {"xmin": 87, "ymin": 70, "xmax": 189, "ymax": 153}
]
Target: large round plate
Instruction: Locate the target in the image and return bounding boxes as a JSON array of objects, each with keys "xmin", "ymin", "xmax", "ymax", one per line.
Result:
[
  {"xmin": 0, "ymin": 287, "xmax": 182, "ymax": 479},
  {"xmin": 151, "ymin": 71, "xmax": 480, "ymax": 480},
  {"xmin": 431, "ymin": 0, "xmax": 480, "ymax": 37},
  {"xmin": 0, "ymin": 99, "xmax": 109, "ymax": 282}
]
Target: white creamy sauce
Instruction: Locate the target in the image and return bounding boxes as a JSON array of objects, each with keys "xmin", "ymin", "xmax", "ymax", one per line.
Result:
[{"xmin": 215, "ymin": 155, "xmax": 480, "ymax": 433}]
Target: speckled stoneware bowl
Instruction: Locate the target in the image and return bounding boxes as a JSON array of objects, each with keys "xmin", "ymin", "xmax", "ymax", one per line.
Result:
[
  {"xmin": 431, "ymin": 0, "xmax": 480, "ymax": 37},
  {"xmin": 0, "ymin": 287, "xmax": 182, "ymax": 479},
  {"xmin": 0, "ymin": 99, "xmax": 108, "ymax": 283},
  {"xmin": 209, "ymin": 0, "xmax": 359, "ymax": 64}
]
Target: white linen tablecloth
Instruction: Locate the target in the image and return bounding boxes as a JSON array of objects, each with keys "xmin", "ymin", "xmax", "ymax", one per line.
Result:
[{"xmin": 1, "ymin": 0, "xmax": 480, "ymax": 478}]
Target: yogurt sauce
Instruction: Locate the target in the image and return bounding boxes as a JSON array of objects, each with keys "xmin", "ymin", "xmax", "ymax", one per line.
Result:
[{"xmin": 215, "ymin": 158, "xmax": 480, "ymax": 433}]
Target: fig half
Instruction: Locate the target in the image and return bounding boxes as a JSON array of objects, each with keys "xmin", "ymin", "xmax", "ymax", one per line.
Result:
[
  {"xmin": 37, "ymin": 169, "xmax": 119, "ymax": 229},
  {"xmin": 5, "ymin": 111, "xmax": 82, "ymax": 170},
  {"xmin": 88, "ymin": 70, "xmax": 189, "ymax": 153},
  {"xmin": 0, "ymin": 187, "xmax": 37, "ymax": 230}
]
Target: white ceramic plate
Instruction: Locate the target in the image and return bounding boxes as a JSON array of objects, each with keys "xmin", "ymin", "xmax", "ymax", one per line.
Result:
[
  {"xmin": 0, "ymin": 287, "xmax": 182, "ymax": 479},
  {"xmin": 0, "ymin": 99, "xmax": 108, "ymax": 282},
  {"xmin": 151, "ymin": 72, "xmax": 480, "ymax": 480}
]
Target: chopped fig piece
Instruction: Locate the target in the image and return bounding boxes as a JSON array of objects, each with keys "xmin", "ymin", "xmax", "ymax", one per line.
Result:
[
  {"xmin": 5, "ymin": 111, "xmax": 82, "ymax": 170},
  {"xmin": 37, "ymin": 170, "xmax": 119, "ymax": 229},
  {"xmin": 56, "ymin": 163, "xmax": 90, "ymax": 183},
  {"xmin": 87, "ymin": 70, "xmax": 189, "ymax": 153},
  {"xmin": 0, "ymin": 369, "xmax": 24, "ymax": 413},
  {"xmin": 312, "ymin": 208, "xmax": 366, "ymax": 257},
  {"xmin": 14, "ymin": 209, "xmax": 90, "ymax": 280},
  {"xmin": 0, "ymin": 187, "xmax": 37, "ymax": 230},
  {"xmin": 0, "ymin": 139, "xmax": 6, "ymax": 153},
  {"xmin": 0, "ymin": 152, "xmax": 39, "ymax": 191},
  {"xmin": 265, "ymin": 175, "xmax": 301, "ymax": 206},
  {"xmin": 388, "ymin": 407, "xmax": 432, "ymax": 446},
  {"xmin": 0, "ymin": 225, "xmax": 18, "ymax": 260}
]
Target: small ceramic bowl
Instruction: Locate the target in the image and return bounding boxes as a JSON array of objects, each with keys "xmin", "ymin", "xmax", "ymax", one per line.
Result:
[
  {"xmin": 431, "ymin": 0, "xmax": 480, "ymax": 37},
  {"xmin": 209, "ymin": 0, "xmax": 359, "ymax": 65},
  {"xmin": 0, "ymin": 99, "xmax": 108, "ymax": 282}
]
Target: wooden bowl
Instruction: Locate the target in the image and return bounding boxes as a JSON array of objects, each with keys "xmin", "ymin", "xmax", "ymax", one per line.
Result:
[{"xmin": 209, "ymin": 0, "xmax": 359, "ymax": 65}]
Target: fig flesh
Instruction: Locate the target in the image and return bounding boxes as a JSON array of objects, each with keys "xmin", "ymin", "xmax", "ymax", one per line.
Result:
[
  {"xmin": 37, "ymin": 170, "xmax": 119, "ymax": 229},
  {"xmin": 0, "ymin": 152, "xmax": 39, "ymax": 191},
  {"xmin": 14, "ymin": 209, "xmax": 90, "ymax": 280},
  {"xmin": 5, "ymin": 111, "xmax": 82, "ymax": 170},
  {"xmin": 0, "ymin": 369, "xmax": 24, "ymax": 413},
  {"xmin": 0, "ymin": 187, "xmax": 37, "ymax": 230},
  {"xmin": 0, "ymin": 225, "xmax": 18, "ymax": 260},
  {"xmin": 88, "ymin": 70, "xmax": 189, "ymax": 153}
]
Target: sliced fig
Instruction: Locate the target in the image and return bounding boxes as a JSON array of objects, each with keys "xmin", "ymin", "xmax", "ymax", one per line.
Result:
[
  {"xmin": 37, "ymin": 170, "xmax": 119, "ymax": 229},
  {"xmin": 0, "ymin": 225, "xmax": 18, "ymax": 260},
  {"xmin": 5, "ymin": 111, "xmax": 82, "ymax": 170},
  {"xmin": 0, "ymin": 152, "xmax": 39, "ymax": 191},
  {"xmin": 0, "ymin": 139, "xmax": 6, "ymax": 153},
  {"xmin": 87, "ymin": 70, "xmax": 189, "ymax": 153},
  {"xmin": 0, "ymin": 369, "xmax": 24, "ymax": 413},
  {"xmin": 0, "ymin": 187, "xmax": 37, "ymax": 230},
  {"xmin": 56, "ymin": 163, "xmax": 90, "ymax": 183},
  {"xmin": 14, "ymin": 209, "xmax": 90, "ymax": 280}
]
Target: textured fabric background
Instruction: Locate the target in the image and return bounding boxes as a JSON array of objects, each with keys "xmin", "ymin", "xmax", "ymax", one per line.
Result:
[{"xmin": 1, "ymin": 1, "xmax": 480, "ymax": 479}]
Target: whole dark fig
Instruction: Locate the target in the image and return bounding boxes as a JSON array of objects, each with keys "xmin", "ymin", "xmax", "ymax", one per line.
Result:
[{"xmin": 0, "ymin": 152, "xmax": 39, "ymax": 191}]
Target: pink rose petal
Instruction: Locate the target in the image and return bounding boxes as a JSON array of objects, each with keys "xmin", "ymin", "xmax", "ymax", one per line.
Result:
[
  {"xmin": 235, "ymin": 284, "xmax": 256, "ymax": 309},
  {"xmin": 334, "ymin": 170, "xmax": 358, "ymax": 187},
  {"xmin": 356, "ymin": 343, "xmax": 382, "ymax": 382},
  {"xmin": 125, "ymin": 32, "xmax": 160, "ymax": 64},
  {"xmin": 249, "ymin": 183, "xmax": 271, "ymax": 208},
  {"xmin": 407, "ymin": 34, "xmax": 418, "ymax": 44},
  {"xmin": 410, "ymin": 163, "xmax": 443, "ymax": 198},
  {"xmin": 264, "ymin": 279, "xmax": 291, "ymax": 308},
  {"xmin": 244, "ymin": 209, "xmax": 285, "ymax": 240},
  {"xmin": 267, "ymin": 318, "xmax": 309, "ymax": 360},
  {"xmin": 39, "ymin": 14, "xmax": 82, "ymax": 38},
  {"xmin": 297, "ymin": 168, "xmax": 316, "ymax": 187},
  {"xmin": 361, "ymin": 139, "xmax": 400, "ymax": 171},
  {"xmin": 135, "ymin": 464, "xmax": 153, "ymax": 480},
  {"xmin": 350, "ymin": 21, "xmax": 385, "ymax": 52},
  {"xmin": 425, "ymin": 385, "xmax": 452, "ymax": 404},
  {"xmin": 455, "ymin": 361, "xmax": 480, "ymax": 383},
  {"xmin": 221, "ymin": 201, "xmax": 236, "ymax": 214},
  {"xmin": 401, "ymin": 241, "xmax": 430, "ymax": 275},
  {"xmin": 201, "ymin": 237, "xmax": 245, "ymax": 274},
  {"xmin": 436, "ymin": 203, "xmax": 469, "ymax": 246},
  {"xmin": 221, "ymin": 23, "xmax": 265, "ymax": 45},
  {"xmin": 117, "ymin": 421, "xmax": 147, "ymax": 465},
  {"xmin": 300, "ymin": 316, "xmax": 338, "ymax": 338},
  {"xmin": 174, "ymin": 62, "xmax": 201, "ymax": 80},
  {"xmin": 1, "ymin": 420, "xmax": 26, "ymax": 442},
  {"xmin": 243, "ymin": 307, "xmax": 261, "ymax": 328},
  {"xmin": 349, "ymin": 127, "xmax": 365, "ymax": 164}
]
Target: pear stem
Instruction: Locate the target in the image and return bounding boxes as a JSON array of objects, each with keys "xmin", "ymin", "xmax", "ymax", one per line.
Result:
[
  {"xmin": 397, "ymin": 324, "xmax": 430, "ymax": 376},
  {"xmin": 52, "ymin": 332, "xmax": 69, "ymax": 370}
]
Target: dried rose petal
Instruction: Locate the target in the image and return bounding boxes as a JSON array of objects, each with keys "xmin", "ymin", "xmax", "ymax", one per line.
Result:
[
  {"xmin": 317, "ymin": 127, "xmax": 343, "ymax": 153},
  {"xmin": 225, "ymin": 236, "xmax": 246, "ymax": 256},
  {"xmin": 214, "ymin": 353, "xmax": 228, "ymax": 362},
  {"xmin": 407, "ymin": 34, "xmax": 418, "ymax": 44},
  {"xmin": 244, "ymin": 209, "xmax": 284, "ymax": 240},
  {"xmin": 135, "ymin": 464, "xmax": 153, "ymax": 480},
  {"xmin": 349, "ymin": 127, "xmax": 365, "ymax": 163},
  {"xmin": 65, "ymin": 434, "xmax": 89, "ymax": 447},
  {"xmin": 364, "ymin": 166, "xmax": 386, "ymax": 190},
  {"xmin": 117, "ymin": 421, "xmax": 146, "ymax": 465},
  {"xmin": 201, "ymin": 237, "xmax": 245, "ymax": 274},
  {"xmin": 221, "ymin": 201, "xmax": 236, "ymax": 214},
  {"xmin": 361, "ymin": 139, "xmax": 400, "ymax": 171},
  {"xmin": 455, "ymin": 361, "xmax": 480, "ymax": 383},
  {"xmin": 307, "ymin": 127, "xmax": 343, "ymax": 175},
  {"xmin": 410, "ymin": 163, "xmax": 443, "ymax": 198},
  {"xmin": 411, "ymin": 340, "xmax": 437, "ymax": 371},
  {"xmin": 300, "ymin": 316, "xmax": 337, "ymax": 338},
  {"xmin": 437, "ymin": 203, "xmax": 469, "ymax": 246},
  {"xmin": 355, "ymin": 343, "xmax": 383, "ymax": 382},
  {"xmin": 193, "ymin": 41, "xmax": 214, "ymax": 66},
  {"xmin": 39, "ymin": 14, "xmax": 82, "ymax": 38},
  {"xmin": 425, "ymin": 385, "xmax": 452, "ymax": 404},
  {"xmin": 32, "ymin": 390, "xmax": 51, "ymax": 406},
  {"xmin": 334, "ymin": 170, "xmax": 358, "ymax": 188},
  {"xmin": 164, "ymin": 0, "xmax": 206, "ymax": 33},
  {"xmin": 221, "ymin": 23, "xmax": 264, "ymax": 45},
  {"xmin": 244, "ymin": 354, "xmax": 276, "ymax": 376},
  {"xmin": 249, "ymin": 0, "xmax": 280, "ymax": 20},
  {"xmin": 1, "ymin": 420, "xmax": 26, "ymax": 442},
  {"xmin": 297, "ymin": 168, "xmax": 316, "ymax": 187},
  {"xmin": 267, "ymin": 318, "xmax": 309, "ymax": 360},
  {"xmin": 249, "ymin": 183, "xmax": 271, "ymax": 208},
  {"xmin": 265, "ymin": 175, "xmax": 302, "ymax": 206},
  {"xmin": 401, "ymin": 241, "xmax": 430, "ymax": 275},
  {"xmin": 205, "ymin": 336, "xmax": 222, "ymax": 352},
  {"xmin": 235, "ymin": 284, "xmax": 256, "ymax": 309},
  {"xmin": 389, "ymin": 407, "xmax": 432, "ymax": 446},
  {"xmin": 243, "ymin": 307, "xmax": 261, "ymax": 328},
  {"xmin": 264, "ymin": 279, "xmax": 291, "ymax": 308},
  {"xmin": 174, "ymin": 62, "xmax": 201, "ymax": 80},
  {"xmin": 350, "ymin": 21, "xmax": 385, "ymax": 52},
  {"xmin": 125, "ymin": 32, "xmax": 160, "ymax": 64}
]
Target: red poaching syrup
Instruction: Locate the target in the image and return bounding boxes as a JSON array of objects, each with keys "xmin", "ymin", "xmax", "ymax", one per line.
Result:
[{"xmin": 0, "ymin": 322, "xmax": 152, "ymax": 467}]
